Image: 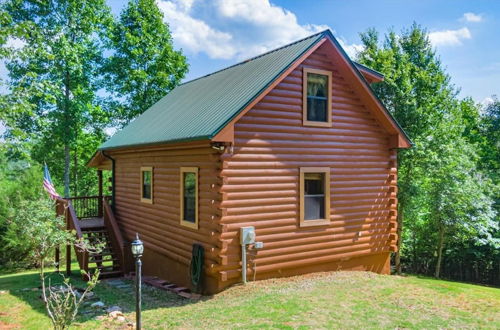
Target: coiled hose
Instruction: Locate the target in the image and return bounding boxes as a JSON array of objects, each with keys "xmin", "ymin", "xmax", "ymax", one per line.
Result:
[{"xmin": 190, "ymin": 243, "xmax": 204, "ymax": 293}]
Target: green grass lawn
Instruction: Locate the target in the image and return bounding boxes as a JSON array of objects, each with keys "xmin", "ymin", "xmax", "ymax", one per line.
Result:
[{"xmin": 0, "ymin": 265, "xmax": 498, "ymax": 329}]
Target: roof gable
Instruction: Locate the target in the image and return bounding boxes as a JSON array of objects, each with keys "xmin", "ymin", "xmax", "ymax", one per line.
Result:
[
  {"xmin": 99, "ymin": 30, "xmax": 410, "ymax": 151},
  {"xmin": 100, "ymin": 32, "xmax": 324, "ymax": 150}
]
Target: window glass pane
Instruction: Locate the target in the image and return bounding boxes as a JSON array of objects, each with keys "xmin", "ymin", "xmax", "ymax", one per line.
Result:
[
  {"xmin": 183, "ymin": 172, "xmax": 196, "ymax": 223},
  {"xmin": 305, "ymin": 174, "xmax": 324, "ymax": 194},
  {"xmin": 304, "ymin": 173, "xmax": 325, "ymax": 220},
  {"xmin": 142, "ymin": 171, "xmax": 151, "ymax": 199},
  {"xmin": 307, "ymin": 73, "xmax": 327, "ymax": 97},
  {"xmin": 304, "ymin": 196, "xmax": 325, "ymax": 220},
  {"xmin": 306, "ymin": 72, "xmax": 328, "ymax": 122},
  {"xmin": 307, "ymin": 98, "xmax": 327, "ymax": 121}
]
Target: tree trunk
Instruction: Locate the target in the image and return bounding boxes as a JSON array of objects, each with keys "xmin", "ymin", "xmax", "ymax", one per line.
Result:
[
  {"xmin": 435, "ymin": 224, "xmax": 445, "ymax": 278},
  {"xmin": 64, "ymin": 144, "xmax": 70, "ymax": 198},
  {"xmin": 73, "ymin": 151, "xmax": 78, "ymax": 196},
  {"xmin": 63, "ymin": 70, "xmax": 71, "ymax": 198},
  {"xmin": 395, "ymin": 200, "xmax": 404, "ymax": 275},
  {"xmin": 412, "ymin": 228, "xmax": 417, "ymax": 273}
]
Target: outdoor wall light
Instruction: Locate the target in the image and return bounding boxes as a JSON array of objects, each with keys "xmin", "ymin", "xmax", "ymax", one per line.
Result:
[
  {"xmin": 131, "ymin": 233, "xmax": 144, "ymax": 258},
  {"xmin": 131, "ymin": 233, "xmax": 143, "ymax": 330}
]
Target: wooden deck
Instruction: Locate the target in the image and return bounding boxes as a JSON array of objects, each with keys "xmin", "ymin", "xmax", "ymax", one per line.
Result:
[{"xmin": 79, "ymin": 217, "xmax": 104, "ymax": 229}]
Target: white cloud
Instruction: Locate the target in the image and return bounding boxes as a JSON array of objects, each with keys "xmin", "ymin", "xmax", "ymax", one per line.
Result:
[
  {"xmin": 337, "ymin": 38, "xmax": 364, "ymax": 58},
  {"xmin": 5, "ymin": 37, "xmax": 25, "ymax": 49},
  {"xmin": 462, "ymin": 12, "xmax": 483, "ymax": 23},
  {"xmin": 481, "ymin": 97, "xmax": 494, "ymax": 107},
  {"xmin": 156, "ymin": 0, "xmax": 359, "ymax": 60},
  {"xmin": 428, "ymin": 27, "xmax": 471, "ymax": 47},
  {"xmin": 156, "ymin": 1, "xmax": 236, "ymax": 59},
  {"xmin": 104, "ymin": 126, "xmax": 118, "ymax": 136}
]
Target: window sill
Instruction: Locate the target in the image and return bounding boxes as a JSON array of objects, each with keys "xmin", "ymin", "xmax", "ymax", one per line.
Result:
[
  {"xmin": 180, "ymin": 219, "xmax": 198, "ymax": 230},
  {"xmin": 140, "ymin": 198, "xmax": 153, "ymax": 204},
  {"xmin": 300, "ymin": 219, "xmax": 330, "ymax": 227},
  {"xmin": 302, "ymin": 120, "xmax": 331, "ymax": 128}
]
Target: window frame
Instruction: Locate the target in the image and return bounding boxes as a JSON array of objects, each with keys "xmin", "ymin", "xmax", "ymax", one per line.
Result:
[
  {"xmin": 302, "ymin": 67, "xmax": 333, "ymax": 127},
  {"xmin": 140, "ymin": 166, "xmax": 153, "ymax": 204},
  {"xmin": 299, "ymin": 167, "xmax": 331, "ymax": 227},
  {"xmin": 180, "ymin": 167, "xmax": 199, "ymax": 229}
]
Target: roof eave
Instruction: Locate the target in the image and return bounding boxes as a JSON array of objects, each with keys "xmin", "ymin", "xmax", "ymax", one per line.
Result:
[
  {"xmin": 99, "ymin": 134, "xmax": 213, "ymax": 152},
  {"xmin": 321, "ymin": 30, "xmax": 412, "ymax": 148},
  {"xmin": 354, "ymin": 62, "xmax": 385, "ymax": 83}
]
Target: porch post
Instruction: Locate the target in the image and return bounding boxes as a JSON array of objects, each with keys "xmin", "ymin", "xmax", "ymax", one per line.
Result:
[
  {"xmin": 98, "ymin": 169, "xmax": 103, "ymax": 217},
  {"xmin": 55, "ymin": 246, "xmax": 60, "ymax": 273},
  {"xmin": 66, "ymin": 210, "xmax": 71, "ymax": 276},
  {"xmin": 66, "ymin": 244, "xmax": 71, "ymax": 276}
]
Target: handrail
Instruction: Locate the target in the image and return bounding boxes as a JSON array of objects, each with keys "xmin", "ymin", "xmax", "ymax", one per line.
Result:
[
  {"xmin": 55, "ymin": 198, "xmax": 88, "ymax": 274},
  {"xmin": 66, "ymin": 195, "xmax": 102, "ymax": 199},
  {"xmin": 67, "ymin": 200, "xmax": 84, "ymax": 238},
  {"xmin": 103, "ymin": 200, "xmax": 125, "ymax": 272}
]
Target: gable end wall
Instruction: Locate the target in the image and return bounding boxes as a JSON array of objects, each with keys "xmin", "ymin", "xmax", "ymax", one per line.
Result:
[{"xmin": 218, "ymin": 43, "xmax": 398, "ymax": 289}]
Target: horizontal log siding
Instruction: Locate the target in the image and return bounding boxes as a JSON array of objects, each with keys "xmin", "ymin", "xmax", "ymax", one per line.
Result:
[
  {"xmin": 110, "ymin": 142, "xmax": 223, "ymax": 283},
  {"xmin": 219, "ymin": 44, "xmax": 397, "ymax": 283}
]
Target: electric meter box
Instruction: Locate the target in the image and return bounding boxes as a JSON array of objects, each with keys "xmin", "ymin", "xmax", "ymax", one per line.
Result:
[{"xmin": 240, "ymin": 226, "xmax": 256, "ymax": 245}]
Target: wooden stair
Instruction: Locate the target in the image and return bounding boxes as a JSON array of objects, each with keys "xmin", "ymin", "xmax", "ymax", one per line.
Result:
[
  {"xmin": 56, "ymin": 197, "xmax": 126, "ymax": 281},
  {"xmin": 82, "ymin": 225, "xmax": 123, "ymax": 279}
]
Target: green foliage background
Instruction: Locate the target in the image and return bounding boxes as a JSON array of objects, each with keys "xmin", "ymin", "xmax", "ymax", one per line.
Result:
[
  {"xmin": 357, "ymin": 24, "xmax": 498, "ymax": 284},
  {"xmin": 0, "ymin": 3, "xmax": 497, "ymax": 285}
]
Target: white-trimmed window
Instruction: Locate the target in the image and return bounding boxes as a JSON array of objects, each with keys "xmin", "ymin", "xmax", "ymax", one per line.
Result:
[
  {"xmin": 303, "ymin": 68, "xmax": 332, "ymax": 127},
  {"xmin": 140, "ymin": 167, "xmax": 153, "ymax": 204},
  {"xmin": 180, "ymin": 167, "xmax": 199, "ymax": 229},
  {"xmin": 299, "ymin": 167, "xmax": 330, "ymax": 227}
]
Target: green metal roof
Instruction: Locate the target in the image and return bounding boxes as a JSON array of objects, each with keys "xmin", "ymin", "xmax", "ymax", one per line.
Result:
[
  {"xmin": 99, "ymin": 29, "xmax": 411, "ymax": 151},
  {"xmin": 100, "ymin": 31, "xmax": 325, "ymax": 150}
]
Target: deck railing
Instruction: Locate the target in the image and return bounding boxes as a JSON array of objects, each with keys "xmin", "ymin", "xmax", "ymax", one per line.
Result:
[{"xmin": 66, "ymin": 195, "xmax": 109, "ymax": 219}]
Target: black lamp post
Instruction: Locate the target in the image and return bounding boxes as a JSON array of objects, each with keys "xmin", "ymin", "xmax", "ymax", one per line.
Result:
[{"xmin": 131, "ymin": 233, "xmax": 144, "ymax": 330}]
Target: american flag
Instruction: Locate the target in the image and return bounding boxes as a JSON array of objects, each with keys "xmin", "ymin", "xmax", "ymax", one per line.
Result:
[{"xmin": 43, "ymin": 163, "xmax": 60, "ymax": 199}]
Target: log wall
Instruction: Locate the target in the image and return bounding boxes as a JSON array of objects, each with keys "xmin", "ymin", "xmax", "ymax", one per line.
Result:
[
  {"xmin": 218, "ymin": 42, "xmax": 398, "ymax": 288},
  {"xmin": 108, "ymin": 141, "xmax": 224, "ymax": 293},
  {"xmin": 107, "ymin": 42, "xmax": 399, "ymax": 294}
]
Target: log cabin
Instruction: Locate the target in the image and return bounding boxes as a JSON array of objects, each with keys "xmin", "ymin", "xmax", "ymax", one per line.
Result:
[{"xmin": 58, "ymin": 29, "xmax": 411, "ymax": 294}]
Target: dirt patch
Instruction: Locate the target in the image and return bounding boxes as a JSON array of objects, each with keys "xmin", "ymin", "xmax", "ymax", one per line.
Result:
[{"xmin": 0, "ymin": 320, "xmax": 21, "ymax": 329}]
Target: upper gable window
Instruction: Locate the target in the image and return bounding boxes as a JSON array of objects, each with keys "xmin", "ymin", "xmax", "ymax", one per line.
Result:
[{"xmin": 303, "ymin": 68, "xmax": 332, "ymax": 127}]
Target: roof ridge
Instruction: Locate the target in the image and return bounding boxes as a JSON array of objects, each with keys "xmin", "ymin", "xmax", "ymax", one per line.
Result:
[{"xmin": 179, "ymin": 30, "xmax": 328, "ymax": 87}]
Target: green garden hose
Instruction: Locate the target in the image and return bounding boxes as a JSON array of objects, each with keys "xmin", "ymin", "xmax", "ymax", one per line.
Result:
[{"xmin": 190, "ymin": 243, "xmax": 204, "ymax": 293}]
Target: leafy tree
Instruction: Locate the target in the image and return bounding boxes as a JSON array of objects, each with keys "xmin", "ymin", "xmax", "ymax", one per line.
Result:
[
  {"xmin": 6, "ymin": 197, "xmax": 100, "ymax": 329},
  {"xmin": 357, "ymin": 24, "xmax": 457, "ymax": 274},
  {"xmin": 0, "ymin": 144, "xmax": 45, "ymax": 266},
  {"xmin": 104, "ymin": 0, "xmax": 188, "ymax": 124},
  {"xmin": 423, "ymin": 131, "xmax": 496, "ymax": 278},
  {"xmin": 0, "ymin": 0, "xmax": 114, "ymax": 197},
  {"xmin": 480, "ymin": 97, "xmax": 500, "ymax": 182},
  {"xmin": 357, "ymin": 24, "xmax": 497, "ymax": 280}
]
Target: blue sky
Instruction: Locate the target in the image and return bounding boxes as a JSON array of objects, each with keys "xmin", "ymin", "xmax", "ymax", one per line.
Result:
[
  {"xmin": 126, "ymin": 0, "xmax": 499, "ymax": 105},
  {"xmin": 1, "ymin": 0, "xmax": 499, "ymax": 134},
  {"xmin": 146, "ymin": 0, "xmax": 499, "ymax": 105}
]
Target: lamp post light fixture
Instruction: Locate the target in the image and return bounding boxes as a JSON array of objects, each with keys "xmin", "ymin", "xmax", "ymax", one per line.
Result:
[{"xmin": 131, "ymin": 233, "xmax": 144, "ymax": 330}]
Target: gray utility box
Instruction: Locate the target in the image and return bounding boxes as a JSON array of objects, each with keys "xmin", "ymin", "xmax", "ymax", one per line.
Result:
[{"xmin": 240, "ymin": 226, "xmax": 256, "ymax": 245}]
